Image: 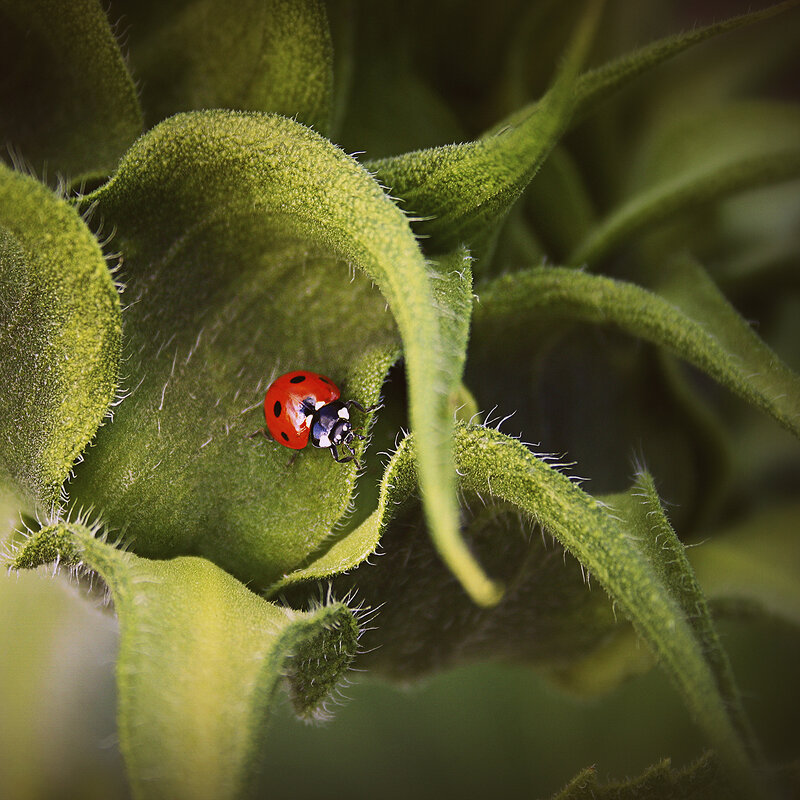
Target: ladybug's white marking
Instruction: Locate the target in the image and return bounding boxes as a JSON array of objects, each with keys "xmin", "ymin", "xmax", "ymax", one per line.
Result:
[
  {"xmin": 314, "ymin": 400, "xmax": 326, "ymax": 410},
  {"xmin": 318, "ymin": 432, "xmax": 331, "ymax": 448},
  {"xmin": 338, "ymin": 407, "xmax": 349, "ymax": 419},
  {"xmin": 303, "ymin": 415, "xmax": 312, "ymax": 428}
]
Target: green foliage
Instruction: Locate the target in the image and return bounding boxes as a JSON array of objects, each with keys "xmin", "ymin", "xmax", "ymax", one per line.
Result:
[
  {"xmin": 9, "ymin": 519, "xmax": 361, "ymax": 800},
  {"xmin": 474, "ymin": 260, "xmax": 800, "ymax": 438},
  {"xmin": 0, "ymin": 0, "xmax": 142, "ymax": 179},
  {"xmin": 552, "ymin": 754, "xmax": 731, "ymax": 800},
  {"xmin": 2, "ymin": 1, "xmax": 799, "ymax": 798},
  {"xmin": 0, "ymin": 164, "xmax": 121, "ymax": 508},
  {"xmin": 109, "ymin": 0, "xmax": 333, "ymax": 132}
]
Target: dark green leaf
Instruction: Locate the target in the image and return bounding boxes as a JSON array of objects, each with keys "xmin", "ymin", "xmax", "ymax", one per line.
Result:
[
  {"xmin": 602, "ymin": 472, "xmax": 757, "ymax": 757},
  {"xmin": 0, "ymin": 0, "xmax": 142, "ymax": 179},
  {"xmin": 571, "ymin": 1, "xmax": 799, "ymax": 127},
  {"xmin": 570, "ymin": 103, "xmax": 800, "ymax": 266},
  {"xmin": 474, "ymin": 262, "xmax": 800, "ymax": 439},
  {"xmin": 112, "ymin": 0, "xmax": 334, "ymax": 132},
  {"xmin": 282, "ymin": 422, "xmax": 760, "ymax": 790},
  {"xmin": 366, "ymin": 0, "xmax": 603, "ymax": 256},
  {"xmin": 0, "ymin": 164, "xmax": 121, "ymax": 509}
]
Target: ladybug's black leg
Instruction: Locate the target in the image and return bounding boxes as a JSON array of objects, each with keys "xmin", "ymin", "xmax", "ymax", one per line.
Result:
[
  {"xmin": 345, "ymin": 400, "xmax": 384, "ymax": 414},
  {"xmin": 248, "ymin": 427, "xmax": 270, "ymax": 440},
  {"xmin": 286, "ymin": 451, "xmax": 300, "ymax": 467},
  {"xmin": 346, "ymin": 441, "xmax": 362, "ymax": 469},
  {"xmin": 329, "ymin": 444, "xmax": 354, "ymax": 464}
]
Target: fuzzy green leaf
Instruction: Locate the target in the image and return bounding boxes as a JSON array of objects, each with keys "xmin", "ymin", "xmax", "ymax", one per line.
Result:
[
  {"xmin": 366, "ymin": 0, "xmax": 603, "ymax": 256},
  {"xmin": 8, "ymin": 521, "xmax": 360, "ymax": 800},
  {"xmin": 602, "ymin": 473, "xmax": 757, "ymax": 756},
  {"xmin": 690, "ymin": 503, "xmax": 800, "ymax": 629},
  {"xmin": 570, "ymin": 103, "xmax": 800, "ymax": 265},
  {"xmin": 443, "ymin": 425, "xmax": 760, "ymax": 792},
  {"xmin": 0, "ymin": 0, "xmax": 142, "ymax": 179},
  {"xmin": 71, "ymin": 111, "xmax": 490, "ymax": 602},
  {"xmin": 334, "ymin": 424, "xmax": 758, "ymax": 790},
  {"xmin": 474, "ymin": 262, "xmax": 800, "ymax": 438},
  {"xmin": 114, "ymin": 0, "xmax": 334, "ymax": 132},
  {"xmin": 268, "ymin": 248, "xmax": 475, "ymax": 595},
  {"xmin": 280, "ymin": 421, "xmax": 759, "ymax": 789},
  {"xmin": 0, "ymin": 165, "xmax": 121, "ymax": 510}
]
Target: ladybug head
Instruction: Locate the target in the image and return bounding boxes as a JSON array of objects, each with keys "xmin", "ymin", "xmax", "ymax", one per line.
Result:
[{"xmin": 310, "ymin": 400, "xmax": 354, "ymax": 450}]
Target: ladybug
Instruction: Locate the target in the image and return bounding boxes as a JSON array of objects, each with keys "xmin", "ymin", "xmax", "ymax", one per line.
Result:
[{"xmin": 261, "ymin": 370, "xmax": 378, "ymax": 465}]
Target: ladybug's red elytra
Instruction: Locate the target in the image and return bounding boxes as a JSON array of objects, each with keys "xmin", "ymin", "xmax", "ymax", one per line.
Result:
[{"xmin": 261, "ymin": 370, "xmax": 378, "ymax": 465}]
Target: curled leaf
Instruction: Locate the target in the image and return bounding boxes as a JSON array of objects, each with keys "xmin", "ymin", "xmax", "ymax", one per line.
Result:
[
  {"xmin": 9, "ymin": 520, "xmax": 361, "ymax": 800},
  {"xmin": 72, "ymin": 111, "xmax": 485, "ymax": 601},
  {"xmin": 0, "ymin": 164, "xmax": 121, "ymax": 509},
  {"xmin": 474, "ymin": 262, "xmax": 800, "ymax": 439}
]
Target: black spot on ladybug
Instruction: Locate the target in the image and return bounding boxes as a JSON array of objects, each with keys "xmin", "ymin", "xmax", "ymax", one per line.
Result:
[
  {"xmin": 289, "ymin": 375, "xmax": 306, "ymax": 384},
  {"xmin": 273, "ymin": 401, "xmax": 281, "ymax": 417},
  {"xmin": 280, "ymin": 431, "xmax": 289, "ymax": 442}
]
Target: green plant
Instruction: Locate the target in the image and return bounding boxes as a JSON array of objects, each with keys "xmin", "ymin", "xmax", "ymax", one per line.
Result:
[{"xmin": 2, "ymin": 1, "xmax": 799, "ymax": 798}]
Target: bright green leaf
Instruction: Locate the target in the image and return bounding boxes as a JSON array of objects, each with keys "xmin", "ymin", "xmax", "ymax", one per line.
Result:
[
  {"xmin": 70, "ymin": 111, "xmax": 489, "ymax": 602},
  {"xmin": 0, "ymin": 0, "xmax": 142, "ymax": 179},
  {"xmin": 0, "ymin": 164, "xmax": 121, "ymax": 510},
  {"xmin": 474, "ymin": 262, "xmax": 800, "ymax": 439},
  {"xmin": 113, "ymin": 0, "xmax": 334, "ymax": 132},
  {"xmin": 269, "ymin": 248, "xmax": 477, "ymax": 595},
  {"xmin": 8, "ymin": 520, "xmax": 361, "ymax": 800}
]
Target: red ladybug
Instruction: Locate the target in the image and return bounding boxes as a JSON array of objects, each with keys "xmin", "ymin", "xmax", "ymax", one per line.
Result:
[{"xmin": 262, "ymin": 370, "xmax": 377, "ymax": 465}]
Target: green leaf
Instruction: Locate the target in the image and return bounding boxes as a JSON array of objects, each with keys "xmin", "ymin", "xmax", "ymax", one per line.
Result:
[
  {"xmin": 0, "ymin": 0, "xmax": 142, "ymax": 179},
  {"xmin": 0, "ymin": 164, "xmax": 121, "ymax": 510},
  {"xmin": 690, "ymin": 502, "xmax": 800, "ymax": 629},
  {"xmin": 366, "ymin": 0, "xmax": 603, "ymax": 256},
  {"xmin": 281, "ymin": 422, "xmax": 759, "ymax": 789},
  {"xmin": 551, "ymin": 753, "xmax": 733, "ymax": 800},
  {"xmin": 439, "ymin": 425, "xmax": 760, "ymax": 791},
  {"xmin": 570, "ymin": 1, "xmax": 799, "ymax": 127},
  {"xmin": 570, "ymin": 103, "xmax": 800, "ymax": 266},
  {"xmin": 602, "ymin": 473, "xmax": 757, "ymax": 756},
  {"xmin": 268, "ymin": 247, "xmax": 476, "ymax": 595},
  {"xmin": 268, "ymin": 432, "xmax": 417, "ymax": 596},
  {"xmin": 474, "ymin": 262, "xmax": 800, "ymax": 439},
  {"xmin": 71, "ymin": 111, "xmax": 491, "ymax": 602},
  {"xmin": 8, "ymin": 520, "xmax": 360, "ymax": 800},
  {"xmin": 113, "ymin": 0, "xmax": 334, "ymax": 132}
]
